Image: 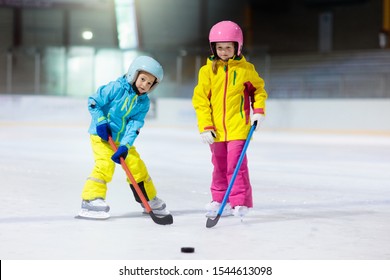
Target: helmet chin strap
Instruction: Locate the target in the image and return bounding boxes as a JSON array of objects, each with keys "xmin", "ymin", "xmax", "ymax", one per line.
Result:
[{"xmin": 131, "ymin": 83, "xmax": 142, "ymax": 95}]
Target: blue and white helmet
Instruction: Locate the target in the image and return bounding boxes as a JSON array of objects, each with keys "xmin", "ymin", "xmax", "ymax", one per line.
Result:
[{"xmin": 126, "ymin": 56, "xmax": 164, "ymax": 92}]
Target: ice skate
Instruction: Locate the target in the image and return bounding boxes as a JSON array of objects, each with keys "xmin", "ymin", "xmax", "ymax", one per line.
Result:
[
  {"xmin": 232, "ymin": 205, "xmax": 249, "ymax": 218},
  {"xmin": 81, "ymin": 198, "xmax": 110, "ymax": 212},
  {"xmin": 205, "ymin": 201, "xmax": 233, "ymax": 218},
  {"xmin": 75, "ymin": 198, "xmax": 110, "ymax": 220},
  {"xmin": 141, "ymin": 196, "xmax": 170, "ymax": 217}
]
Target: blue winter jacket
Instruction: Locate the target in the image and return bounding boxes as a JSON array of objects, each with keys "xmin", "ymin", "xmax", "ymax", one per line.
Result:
[{"xmin": 88, "ymin": 76, "xmax": 150, "ymax": 147}]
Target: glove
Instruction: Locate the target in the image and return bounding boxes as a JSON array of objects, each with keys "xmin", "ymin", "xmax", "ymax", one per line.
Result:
[
  {"xmin": 96, "ymin": 122, "xmax": 111, "ymax": 141},
  {"xmin": 200, "ymin": 130, "xmax": 216, "ymax": 145},
  {"xmin": 251, "ymin": 114, "xmax": 265, "ymax": 131},
  {"xmin": 111, "ymin": 145, "xmax": 128, "ymax": 164}
]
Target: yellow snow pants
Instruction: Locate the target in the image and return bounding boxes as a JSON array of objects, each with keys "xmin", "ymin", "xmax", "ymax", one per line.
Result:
[{"xmin": 81, "ymin": 135, "xmax": 157, "ymax": 202}]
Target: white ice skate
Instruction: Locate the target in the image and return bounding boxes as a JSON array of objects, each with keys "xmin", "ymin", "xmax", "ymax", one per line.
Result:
[
  {"xmin": 75, "ymin": 198, "xmax": 110, "ymax": 220},
  {"xmin": 205, "ymin": 201, "xmax": 233, "ymax": 218},
  {"xmin": 232, "ymin": 205, "xmax": 249, "ymax": 218},
  {"xmin": 141, "ymin": 197, "xmax": 170, "ymax": 217}
]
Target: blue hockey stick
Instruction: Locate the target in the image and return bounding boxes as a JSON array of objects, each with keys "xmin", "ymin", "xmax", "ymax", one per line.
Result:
[{"xmin": 206, "ymin": 121, "xmax": 258, "ymax": 228}]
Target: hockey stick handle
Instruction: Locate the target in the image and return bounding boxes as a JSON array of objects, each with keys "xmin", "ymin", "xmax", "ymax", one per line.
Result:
[{"xmin": 108, "ymin": 136, "xmax": 153, "ymax": 213}]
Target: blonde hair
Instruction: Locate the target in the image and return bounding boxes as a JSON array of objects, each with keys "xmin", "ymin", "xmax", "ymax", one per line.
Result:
[
  {"xmin": 211, "ymin": 56, "xmax": 240, "ymax": 74},
  {"xmin": 212, "ymin": 59, "xmax": 219, "ymax": 74}
]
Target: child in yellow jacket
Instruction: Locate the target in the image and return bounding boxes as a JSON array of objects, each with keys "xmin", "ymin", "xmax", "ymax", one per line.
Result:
[{"xmin": 192, "ymin": 20, "xmax": 268, "ymax": 218}]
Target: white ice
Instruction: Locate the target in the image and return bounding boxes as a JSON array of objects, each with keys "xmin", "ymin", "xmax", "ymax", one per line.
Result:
[{"xmin": 1, "ymin": 96, "xmax": 390, "ymax": 260}]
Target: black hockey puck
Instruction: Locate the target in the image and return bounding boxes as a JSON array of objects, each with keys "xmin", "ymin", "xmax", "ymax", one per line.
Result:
[{"xmin": 181, "ymin": 247, "xmax": 195, "ymax": 253}]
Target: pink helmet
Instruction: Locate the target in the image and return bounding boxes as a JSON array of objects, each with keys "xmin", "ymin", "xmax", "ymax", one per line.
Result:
[{"xmin": 209, "ymin": 20, "xmax": 244, "ymax": 56}]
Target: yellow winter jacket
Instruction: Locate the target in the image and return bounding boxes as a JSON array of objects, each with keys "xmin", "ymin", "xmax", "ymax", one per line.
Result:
[{"xmin": 193, "ymin": 55, "xmax": 267, "ymax": 142}]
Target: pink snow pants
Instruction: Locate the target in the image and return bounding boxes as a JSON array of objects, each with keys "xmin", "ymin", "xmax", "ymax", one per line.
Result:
[{"xmin": 210, "ymin": 140, "xmax": 253, "ymax": 208}]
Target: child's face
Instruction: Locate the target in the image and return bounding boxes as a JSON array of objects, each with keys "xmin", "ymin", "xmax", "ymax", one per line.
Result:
[
  {"xmin": 134, "ymin": 71, "xmax": 156, "ymax": 94},
  {"xmin": 215, "ymin": 42, "xmax": 235, "ymax": 61}
]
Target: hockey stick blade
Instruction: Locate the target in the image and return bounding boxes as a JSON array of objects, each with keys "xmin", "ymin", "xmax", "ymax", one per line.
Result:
[
  {"xmin": 149, "ymin": 211, "xmax": 173, "ymax": 225},
  {"xmin": 206, "ymin": 214, "xmax": 221, "ymax": 228}
]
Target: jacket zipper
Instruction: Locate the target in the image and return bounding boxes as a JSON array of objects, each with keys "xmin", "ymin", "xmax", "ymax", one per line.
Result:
[
  {"xmin": 116, "ymin": 95, "xmax": 137, "ymax": 142},
  {"xmin": 223, "ymin": 65, "xmax": 228, "ymax": 141}
]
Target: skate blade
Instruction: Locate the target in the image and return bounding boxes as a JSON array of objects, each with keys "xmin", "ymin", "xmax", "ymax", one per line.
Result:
[
  {"xmin": 142, "ymin": 209, "xmax": 171, "ymax": 217},
  {"xmin": 205, "ymin": 211, "xmax": 233, "ymax": 218},
  {"xmin": 205, "ymin": 211, "xmax": 217, "ymax": 218},
  {"xmin": 75, "ymin": 209, "xmax": 110, "ymax": 220}
]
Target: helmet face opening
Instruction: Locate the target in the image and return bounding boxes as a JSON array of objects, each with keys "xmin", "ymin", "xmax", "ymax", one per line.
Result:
[
  {"xmin": 211, "ymin": 42, "xmax": 239, "ymax": 59},
  {"xmin": 126, "ymin": 56, "xmax": 164, "ymax": 92},
  {"xmin": 209, "ymin": 21, "xmax": 243, "ymax": 56}
]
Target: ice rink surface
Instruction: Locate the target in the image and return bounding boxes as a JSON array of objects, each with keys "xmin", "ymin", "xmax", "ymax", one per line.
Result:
[{"xmin": 1, "ymin": 96, "xmax": 390, "ymax": 261}]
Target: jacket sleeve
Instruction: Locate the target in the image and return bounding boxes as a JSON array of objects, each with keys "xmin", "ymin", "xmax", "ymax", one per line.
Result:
[
  {"xmin": 249, "ymin": 66, "xmax": 267, "ymax": 115},
  {"xmin": 120, "ymin": 102, "xmax": 149, "ymax": 147},
  {"xmin": 88, "ymin": 80, "xmax": 120, "ymax": 124},
  {"xmin": 192, "ymin": 66, "xmax": 216, "ymax": 133}
]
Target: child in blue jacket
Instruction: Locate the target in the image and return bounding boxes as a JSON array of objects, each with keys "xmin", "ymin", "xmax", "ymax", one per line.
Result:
[{"xmin": 78, "ymin": 56, "xmax": 169, "ymax": 220}]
